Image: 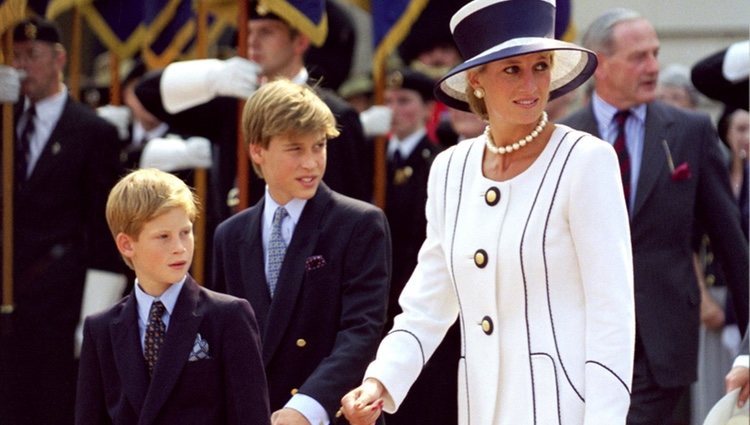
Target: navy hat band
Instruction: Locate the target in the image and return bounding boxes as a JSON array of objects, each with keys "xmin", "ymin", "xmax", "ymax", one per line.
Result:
[{"xmin": 453, "ymin": 0, "xmax": 554, "ymax": 60}]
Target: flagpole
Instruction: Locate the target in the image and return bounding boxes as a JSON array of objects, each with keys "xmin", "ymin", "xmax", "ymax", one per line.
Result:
[
  {"xmin": 69, "ymin": 7, "xmax": 82, "ymax": 101},
  {"xmin": 191, "ymin": 0, "xmax": 210, "ymax": 284},
  {"xmin": 372, "ymin": 65, "xmax": 386, "ymax": 209},
  {"xmin": 236, "ymin": 0, "xmax": 249, "ymax": 211},
  {"xmin": 2, "ymin": 29, "xmax": 15, "ymax": 330}
]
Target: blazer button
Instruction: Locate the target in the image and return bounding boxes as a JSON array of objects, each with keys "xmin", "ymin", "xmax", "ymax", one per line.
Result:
[
  {"xmin": 481, "ymin": 316, "xmax": 494, "ymax": 335},
  {"xmin": 296, "ymin": 338, "xmax": 307, "ymax": 348},
  {"xmin": 290, "ymin": 388, "xmax": 298, "ymax": 395},
  {"xmin": 485, "ymin": 187, "xmax": 500, "ymax": 206},
  {"xmin": 474, "ymin": 249, "xmax": 488, "ymax": 268}
]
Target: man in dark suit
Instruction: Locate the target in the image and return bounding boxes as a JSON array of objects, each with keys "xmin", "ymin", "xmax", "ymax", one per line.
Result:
[
  {"xmin": 212, "ymin": 80, "xmax": 390, "ymax": 425},
  {"xmin": 561, "ymin": 9, "xmax": 749, "ymax": 425},
  {"xmin": 0, "ymin": 18, "xmax": 125, "ymax": 425},
  {"xmin": 135, "ymin": 0, "xmax": 371, "ymax": 224}
]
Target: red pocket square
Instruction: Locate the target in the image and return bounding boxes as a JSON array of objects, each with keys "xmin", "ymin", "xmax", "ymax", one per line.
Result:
[
  {"xmin": 671, "ymin": 162, "xmax": 691, "ymax": 181},
  {"xmin": 305, "ymin": 255, "xmax": 326, "ymax": 271}
]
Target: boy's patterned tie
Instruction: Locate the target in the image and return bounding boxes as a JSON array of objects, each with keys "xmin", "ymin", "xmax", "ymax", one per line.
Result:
[
  {"xmin": 267, "ymin": 207, "xmax": 289, "ymax": 296},
  {"xmin": 144, "ymin": 300, "xmax": 166, "ymax": 376},
  {"xmin": 613, "ymin": 110, "xmax": 631, "ymax": 209}
]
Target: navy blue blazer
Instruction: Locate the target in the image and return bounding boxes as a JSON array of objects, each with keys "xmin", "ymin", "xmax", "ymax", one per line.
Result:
[
  {"xmin": 211, "ymin": 183, "xmax": 391, "ymax": 422},
  {"xmin": 75, "ymin": 276, "xmax": 270, "ymax": 425},
  {"xmin": 562, "ymin": 100, "xmax": 749, "ymax": 388}
]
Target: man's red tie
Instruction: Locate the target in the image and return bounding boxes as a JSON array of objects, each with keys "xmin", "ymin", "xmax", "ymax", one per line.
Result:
[{"xmin": 613, "ymin": 110, "xmax": 631, "ymax": 209}]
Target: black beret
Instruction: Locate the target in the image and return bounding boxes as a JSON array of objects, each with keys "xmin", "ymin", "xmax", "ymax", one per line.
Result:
[
  {"xmin": 13, "ymin": 17, "xmax": 61, "ymax": 44},
  {"xmin": 386, "ymin": 69, "xmax": 436, "ymax": 101}
]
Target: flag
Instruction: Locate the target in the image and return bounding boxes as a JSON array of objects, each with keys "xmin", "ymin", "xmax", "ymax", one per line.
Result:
[
  {"xmin": 256, "ymin": 0, "xmax": 328, "ymax": 47},
  {"xmin": 369, "ymin": 0, "xmax": 429, "ymax": 83},
  {"xmin": 79, "ymin": 0, "xmax": 146, "ymax": 60},
  {"xmin": 0, "ymin": 0, "xmax": 27, "ymax": 36},
  {"xmin": 555, "ymin": 0, "xmax": 575, "ymax": 42}
]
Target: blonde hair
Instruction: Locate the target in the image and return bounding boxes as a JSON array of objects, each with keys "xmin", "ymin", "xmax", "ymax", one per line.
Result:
[
  {"xmin": 106, "ymin": 168, "xmax": 198, "ymax": 268},
  {"xmin": 241, "ymin": 79, "xmax": 340, "ymax": 177}
]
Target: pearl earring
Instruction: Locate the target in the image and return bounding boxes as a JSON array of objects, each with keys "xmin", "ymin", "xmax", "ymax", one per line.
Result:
[{"xmin": 473, "ymin": 88, "xmax": 485, "ymax": 99}]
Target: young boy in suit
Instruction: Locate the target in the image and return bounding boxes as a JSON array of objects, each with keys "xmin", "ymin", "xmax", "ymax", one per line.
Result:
[
  {"xmin": 211, "ymin": 80, "xmax": 391, "ymax": 424},
  {"xmin": 75, "ymin": 168, "xmax": 271, "ymax": 425}
]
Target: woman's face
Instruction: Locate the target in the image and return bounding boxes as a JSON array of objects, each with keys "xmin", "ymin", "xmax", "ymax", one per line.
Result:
[
  {"xmin": 727, "ymin": 109, "xmax": 750, "ymax": 159},
  {"xmin": 469, "ymin": 52, "xmax": 552, "ymax": 125}
]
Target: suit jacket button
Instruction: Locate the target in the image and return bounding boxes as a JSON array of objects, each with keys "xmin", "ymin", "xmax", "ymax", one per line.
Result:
[
  {"xmin": 474, "ymin": 249, "xmax": 488, "ymax": 268},
  {"xmin": 290, "ymin": 388, "xmax": 298, "ymax": 395},
  {"xmin": 296, "ymin": 338, "xmax": 307, "ymax": 348},
  {"xmin": 485, "ymin": 187, "xmax": 500, "ymax": 206},
  {"xmin": 481, "ymin": 316, "xmax": 494, "ymax": 335}
]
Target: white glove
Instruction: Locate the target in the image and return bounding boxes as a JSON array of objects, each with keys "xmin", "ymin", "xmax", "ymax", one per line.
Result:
[
  {"xmin": 140, "ymin": 134, "xmax": 213, "ymax": 172},
  {"xmin": 723, "ymin": 40, "xmax": 750, "ymax": 83},
  {"xmin": 0, "ymin": 66, "xmax": 24, "ymax": 103},
  {"xmin": 160, "ymin": 57, "xmax": 260, "ymax": 113},
  {"xmin": 359, "ymin": 105, "xmax": 393, "ymax": 138},
  {"xmin": 96, "ymin": 105, "xmax": 131, "ymax": 140},
  {"xmin": 74, "ymin": 269, "xmax": 127, "ymax": 358}
]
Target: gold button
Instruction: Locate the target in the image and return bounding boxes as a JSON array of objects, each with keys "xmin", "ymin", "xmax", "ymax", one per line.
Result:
[
  {"xmin": 296, "ymin": 338, "xmax": 307, "ymax": 348},
  {"xmin": 474, "ymin": 249, "xmax": 488, "ymax": 268},
  {"xmin": 335, "ymin": 408, "xmax": 343, "ymax": 418},
  {"xmin": 481, "ymin": 316, "xmax": 493, "ymax": 335},
  {"xmin": 706, "ymin": 274, "xmax": 716, "ymax": 286},
  {"xmin": 485, "ymin": 187, "xmax": 500, "ymax": 206},
  {"xmin": 290, "ymin": 388, "xmax": 298, "ymax": 395}
]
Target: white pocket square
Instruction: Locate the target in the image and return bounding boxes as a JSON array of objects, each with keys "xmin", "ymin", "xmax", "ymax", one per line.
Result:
[{"xmin": 188, "ymin": 333, "xmax": 211, "ymax": 361}]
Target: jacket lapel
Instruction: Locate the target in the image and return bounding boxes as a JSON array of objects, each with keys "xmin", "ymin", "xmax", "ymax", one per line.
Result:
[
  {"xmin": 25, "ymin": 98, "xmax": 73, "ymax": 186},
  {"xmin": 110, "ymin": 294, "xmax": 149, "ymax": 416},
  {"xmin": 632, "ymin": 103, "xmax": 672, "ymax": 219},
  {"xmin": 260, "ymin": 185, "xmax": 330, "ymax": 365},
  {"xmin": 139, "ymin": 277, "xmax": 204, "ymax": 425},
  {"xmin": 240, "ymin": 200, "xmax": 272, "ymax": 332}
]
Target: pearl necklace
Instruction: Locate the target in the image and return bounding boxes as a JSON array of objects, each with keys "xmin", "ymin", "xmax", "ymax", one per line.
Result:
[{"xmin": 484, "ymin": 111, "xmax": 549, "ymax": 155}]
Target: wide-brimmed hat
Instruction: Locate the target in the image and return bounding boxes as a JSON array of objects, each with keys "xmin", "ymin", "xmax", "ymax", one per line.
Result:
[{"xmin": 435, "ymin": 0, "xmax": 597, "ymax": 112}]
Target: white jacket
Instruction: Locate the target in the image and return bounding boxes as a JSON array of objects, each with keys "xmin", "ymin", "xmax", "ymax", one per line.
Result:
[{"xmin": 366, "ymin": 125, "xmax": 635, "ymax": 425}]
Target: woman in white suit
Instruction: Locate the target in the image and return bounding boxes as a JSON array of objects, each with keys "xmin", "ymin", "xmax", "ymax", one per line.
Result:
[{"xmin": 342, "ymin": 0, "xmax": 635, "ymax": 424}]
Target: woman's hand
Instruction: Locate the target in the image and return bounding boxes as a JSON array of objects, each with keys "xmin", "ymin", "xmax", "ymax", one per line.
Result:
[{"xmin": 340, "ymin": 378, "xmax": 386, "ymax": 425}]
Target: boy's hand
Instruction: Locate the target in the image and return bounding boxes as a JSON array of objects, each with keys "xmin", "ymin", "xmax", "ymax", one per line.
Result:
[
  {"xmin": 270, "ymin": 408, "xmax": 310, "ymax": 425},
  {"xmin": 340, "ymin": 378, "xmax": 385, "ymax": 425}
]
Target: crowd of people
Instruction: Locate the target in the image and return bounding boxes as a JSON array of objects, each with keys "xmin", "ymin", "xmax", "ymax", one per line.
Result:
[{"xmin": 0, "ymin": 0, "xmax": 747, "ymax": 424}]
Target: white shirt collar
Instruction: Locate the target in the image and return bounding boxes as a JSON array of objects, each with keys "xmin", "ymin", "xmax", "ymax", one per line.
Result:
[
  {"xmin": 291, "ymin": 68, "xmax": 310, "ymax": 85},
  {"xmin": 134, "ymin": 276, "xmax": 186, "ymax": 325},
  {"xmin": 388, "ymin": 127, "xmax": 427, "ymax": 160}
]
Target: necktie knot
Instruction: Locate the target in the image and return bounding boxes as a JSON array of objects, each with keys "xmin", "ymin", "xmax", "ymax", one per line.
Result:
[
  {"xmin": 148, "ymin": 300, "xmax": 166, "ymax": 321},
  {"xmin": 614, "ymin": 110, "xmax": 630, "ymax": 127},
  {"xmin": 272, "ymin": 206, "xmax": 289, "ymax": 228}
]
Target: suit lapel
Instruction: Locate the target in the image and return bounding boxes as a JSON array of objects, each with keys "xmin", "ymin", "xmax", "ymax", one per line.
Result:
[
  {"xmin": 25, "ymin": 98, "xmax": 73, "ymax": 186},
  {"xmin": 240, "ymin": 201, "xmax": 272, "ymax": 332},
  {"xmin": 260, "ymin": 185, "xmax": 330, "ymax": 365},
  {"xmin": 111, "ymin": 294, "xmax": 149, "ymax": 416},
  {"xmin": 140, "ymin": 277, "xmax": 204, "ymax": 425},
  {"xmin": 632, "ymin": 103, "xmax": 672, "ymax": 219}
]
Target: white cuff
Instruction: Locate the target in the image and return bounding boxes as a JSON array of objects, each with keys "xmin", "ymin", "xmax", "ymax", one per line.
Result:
[
  {"xmin": 285, "ymin": 393, "xmax": 329, "ymax": 425},
  {"xmin": 733, "ymin": 354, "xmax": 749, "ymax": 369},
  {"xmin": 75, "ymin": 269, "xmax": 127, "ymax": 358}
]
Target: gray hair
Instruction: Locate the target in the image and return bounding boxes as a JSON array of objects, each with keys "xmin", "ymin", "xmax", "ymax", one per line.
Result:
[
  {"xmin": 658, "ymin": 64, "xmax": 700, "ymax": 106},
  {"xmin": 581, "ymin": 8, "xmax": 643, "ymax": 55}
]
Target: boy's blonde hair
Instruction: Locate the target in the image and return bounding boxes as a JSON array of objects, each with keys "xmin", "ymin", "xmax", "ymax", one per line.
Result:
[
  {"xmin": 106, "ymin": 168, "xmax": 198, "ymax": 268},
  {"xmin": 241, "ymin": 79, "xmax": 340, "ymax": 177}
]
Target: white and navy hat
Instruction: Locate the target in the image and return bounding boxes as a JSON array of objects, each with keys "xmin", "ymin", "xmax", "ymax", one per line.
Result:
[{"xmin": 435, "ymin": 0, "xmax": 597, "ymax": 112}]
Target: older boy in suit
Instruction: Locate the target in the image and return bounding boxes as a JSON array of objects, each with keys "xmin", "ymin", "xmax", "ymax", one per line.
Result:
[
  {"xmin": 76, "ymin": 169, "xmax": 270, "ymax": 425},
  {"xmin": 211, "ymin": 80, "xmax": 391, "ymax": 425}
]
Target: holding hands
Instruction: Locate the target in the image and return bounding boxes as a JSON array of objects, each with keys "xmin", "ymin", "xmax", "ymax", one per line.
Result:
[{"xmin": 340, "ymin": 378, "xmax": 386, "ymax": 425}]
